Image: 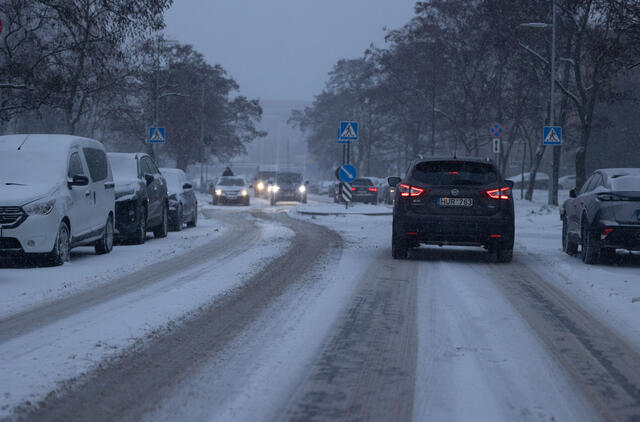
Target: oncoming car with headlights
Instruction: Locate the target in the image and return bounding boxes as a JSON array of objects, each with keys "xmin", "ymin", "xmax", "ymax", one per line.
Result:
[
  {"xmin": 268, "ymin": 172, "xmax": 308, "ymax": 205},
  {"xmin": 213, "ymin": 176, "xmax": 250, "ymax": 205},
  {"xmin": 253, "ymin": 171, "xmax": 276, "ymax": 198},
  {"xmin": 0, "ymin": 134, "xmax": 115, "ymax": 265}
]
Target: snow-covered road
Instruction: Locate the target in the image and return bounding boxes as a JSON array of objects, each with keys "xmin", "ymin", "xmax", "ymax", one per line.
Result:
[{"xmin": 1, "ymin": 192, "xmax": 639, "ymax": 421}]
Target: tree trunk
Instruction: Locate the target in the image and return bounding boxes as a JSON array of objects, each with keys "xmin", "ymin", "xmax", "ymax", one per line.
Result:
[{"xmin": 525, "ymin": 145, "xmax": 546, "ymax": 201}]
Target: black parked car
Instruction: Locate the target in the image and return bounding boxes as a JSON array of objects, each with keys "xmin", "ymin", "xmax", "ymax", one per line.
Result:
[
  {"xmin": 389, "ymin": 158, "xmax": 514, "ymax": 261},
  {"xmin": 560, "ymin": 168, "xmax": 640, "ymax": 264},
  {"xmin": 107, "ymin": 153, "xmax": 169, "ymax": 244},
  {"xmin": 269, "ymin": 172, "xmax": 308, "ymax": 205},
  {"xmin": 160, "ymin": 168, "xmax": 198, "ymax": 231},
  {"xmin": 351, "ymin": 178, "xmax": 379, "ymax": 204}
]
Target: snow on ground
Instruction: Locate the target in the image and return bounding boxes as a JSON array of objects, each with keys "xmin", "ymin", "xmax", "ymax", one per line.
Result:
[
  {"xmin": 0, "ymin": 208, "xmax": 294, "ymax": 417},
  {"xmin": 513, "ymin": 190, "xmax": 640, "ymax": 350},
  {"xmin": 0, "ymin": 194, "xmax": 223, "ymax": 319},
  {"xmin": 297, "ymin": 202, "xmax": 392, "ymax": 215}
]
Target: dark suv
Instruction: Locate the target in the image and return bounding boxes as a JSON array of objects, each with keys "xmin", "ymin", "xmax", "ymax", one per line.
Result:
[
  {"xmin": 107, "ymin": 153, "xmax": 169, "ymax": 244},
  {"xmin": 389, "ymin": 158, "xmax": 514, "ymax": 261}
]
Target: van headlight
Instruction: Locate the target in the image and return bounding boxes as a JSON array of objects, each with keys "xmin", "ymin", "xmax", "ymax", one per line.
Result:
[
  {"xmin": 241, "ymin": 189, "xmax": 248, "ymax": 196},
  {"xmin": 257, "ymin": 182, "xmax": 264, "ymax": 191},
  {"xmin": 23, "ymin": 198, "xmax": 56, "ymax": 215},
  {"xmin": 215, "ymin": 189, "xmax": 222, "ymax": 196},
  {"xmin": 298, "ymin": 185, "xmax": 306, "ymax": 193}
]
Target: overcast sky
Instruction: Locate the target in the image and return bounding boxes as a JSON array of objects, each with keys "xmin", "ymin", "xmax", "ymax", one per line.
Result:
[{"xmin": 164, "ymin": 0, "xmax": 417, "ymax": 102}]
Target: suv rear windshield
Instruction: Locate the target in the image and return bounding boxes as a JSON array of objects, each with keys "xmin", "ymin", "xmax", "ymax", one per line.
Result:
[
  {"xmin": 412, "ymin": 161, "xmax": 498, "ymax": 186},
  {"xmin": 353, "ymin": 178, "xmax": 373, "ymax": 186}
]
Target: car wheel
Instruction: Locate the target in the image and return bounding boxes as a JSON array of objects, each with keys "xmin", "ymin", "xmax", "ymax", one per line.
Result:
[
  {"xmin": 187, "ymin": 204, "xmax": 198, "ymax": 228},
  {"xmin": 172, "ymin": 205, "xmax": 183, "ymax": 232},
  {"xmin": 581, "ymin": 223, "xmax": 599, "ymax": 264},
  {"xmin": 392, "ymin": 225, "xmax": 408, "ymax": 259},
  {"xmin": 600, "ymin": 247, "xmax": 616, "ymax": 263},
  {"xmin": 302, "ymin": 195, "xmax": 307, "ymax": 204},
  {"xmin": 153, "ymin": 204, "xmax": 169, "ymax": 238},
  {"xmin": 212, "ymin": 196, "xmax": 218, "ymax": 205},
  {"xmin": 95, "ymin": 216, "xmax": 114, "ymax": 255},
  {"xmin": 495, "ymin": 244, "xmax": 513, "ymax": 263},
  {"xmin": 131, "ymin": 206, "xmax": 146, "ymax": 245},
  {"xmin": 48, "ymin": 222, "xmax": 70, "ymax": 266},
  {"xmin": 562, "ymin": 217, "xmax": 578, "ymax": 255},
  {"xmin": 270, "ymin": 196, "xmax": 276, "ymax": 206}
]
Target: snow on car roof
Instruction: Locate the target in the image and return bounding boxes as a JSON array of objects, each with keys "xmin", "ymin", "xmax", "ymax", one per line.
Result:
[
  {"xmin": 600, "ymin": 168, "xmax": 640, "ymax": 177},
  {"xmin": 159, "ymin": 167, "xmax": 185, "ymax": 175},
  {"xmin": 0, "ymin": 134, "xmax": 103, "ymax": 153}
]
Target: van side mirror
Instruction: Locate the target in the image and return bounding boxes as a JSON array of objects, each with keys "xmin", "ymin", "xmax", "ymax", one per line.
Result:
[
  {"xmin": 69, "ymin": 175, "xmax": 89, "ymax": 187},
  {"xmin": 144, "ymin": 173, "xmax": 154, "ymax": 186},
  {"xmin": 182, "ymin": 183, "xmax": 192, "ymax": 190},
  {"xmin": 305, "ymin": 180, "xmax": 310, "ymax": 185},
  {"xmin": 387, "ymin": 176, "xmax": 401, "ymax": 187},
  {"xmin": 569, "ymin": 188, "xmax": 577, "ymax": 198}
]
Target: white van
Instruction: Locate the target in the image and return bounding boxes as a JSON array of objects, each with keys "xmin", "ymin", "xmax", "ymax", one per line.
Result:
[{"xmin": 0, "ymin": 134, "xmax": 115, "ymax": 265}]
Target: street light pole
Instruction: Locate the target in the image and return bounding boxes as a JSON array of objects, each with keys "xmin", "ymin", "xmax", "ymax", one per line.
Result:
[{"xmin": 549, "ymin": 1, "xmax": 560, "ymax": 206}]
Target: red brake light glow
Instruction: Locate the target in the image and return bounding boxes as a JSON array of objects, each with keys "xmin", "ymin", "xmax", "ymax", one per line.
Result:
[
  {"xmin": 484, "ymin": 187, "xmax": 511, "ymax": 200},
  {"xmin": 368, "ymin": 187, "xmax": 378, "ymax": 192},
  {"xmin": 351, "ymin": 187, "xmax": 356, "ymax": 191},
  {"xmin": 399, "ymin": 184, "xmax": 425, "ymax": 197},
  {"xmin": 601, "ymin": 228, "xmax": 614, "ymax": 239}
]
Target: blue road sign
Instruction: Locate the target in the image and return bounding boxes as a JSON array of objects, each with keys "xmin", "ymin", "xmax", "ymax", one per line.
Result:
[
  {"xmin": 149, "ymin": 127, "xmax": 165, "ymax": 143},
  {"xmin": 338, "ymin": 164, "xmax": 357, "ymax": 183},
  {"xmin": 339, "ymin": 121, "xmax": 359, "ymax": 141},
  {"xmin": 543, "ymin": 126, "xmax": 562, "ymax": 145},
  {"xmin": 490, "ymin": 122, "xmax": 504, "ymax": 138}
]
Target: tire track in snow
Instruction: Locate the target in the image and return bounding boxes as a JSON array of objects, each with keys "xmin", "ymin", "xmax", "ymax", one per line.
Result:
[
  {"xmin": 485, "ymin": 257, "xmax": 640, "ymax": 421},
  {"xmin": 0, "ymin": 212, "xmax": 258, "ymax": 345},
  {"xmin": 10, "ymin": 212, "xmax": 341, "ymax": 422},
  {"xmin": 283, "ymin": 250, "xmax": 418, "ymax": 422}
]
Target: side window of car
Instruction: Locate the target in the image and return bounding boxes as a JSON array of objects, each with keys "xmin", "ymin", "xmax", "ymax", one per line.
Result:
[
  {"xmin": 579, "ymin": 175, "xmax": 595, "ymax": 195},
  {"xmin": 140, "ymin": 158, "xmax": 152, "ymax": 175},
  {"xmin": 68, "ymin": 152, "xmax": 85, "ymax": 178},
  {"xmin": 147, "ymin": 158, "xmax": 160, "ymax": 175},
  {"xmin": 82, "ymin": 148, "xmax": 108, "ymax": 182}
]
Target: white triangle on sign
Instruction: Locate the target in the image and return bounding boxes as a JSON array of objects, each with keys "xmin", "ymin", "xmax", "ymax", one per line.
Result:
[
  {"xmin": 151, "ymin": 128, "xmax": 164, "ymax": 141},
  {"xmin": 341, "ymin": 123, "xmax": 356, "ymax": 139},
  {"xmin": 545, "ymin": 128, "xmax": 560, "ymax": 144}
]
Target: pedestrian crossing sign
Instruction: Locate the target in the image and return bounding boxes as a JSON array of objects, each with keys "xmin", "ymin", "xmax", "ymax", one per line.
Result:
[
  {"xmin": 543, "ymin": 126, "xmax": 562, "ymax": 145},
  {"xmin": 339, "ymin": 121, "xmax": 358, "ymax": 141},
  {"xmin": 149, "ymin": 127, "xmax": 165, "ymax": 143}
]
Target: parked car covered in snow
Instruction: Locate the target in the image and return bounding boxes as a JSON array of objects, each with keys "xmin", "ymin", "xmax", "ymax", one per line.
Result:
[
  {"xmin": 560, "ymin": 168, "xmax": 640, "ymax": 264},
  {"xmin": 107, "ymin": 153, "xmax": 169, "ymax": 244},
  {"xmin": 0, "ymin": 134, "xmax": 115, "ymax": 265},
  {"xmin": 160, "ymin": 168, "xmax": 198, "ymax": 231}
]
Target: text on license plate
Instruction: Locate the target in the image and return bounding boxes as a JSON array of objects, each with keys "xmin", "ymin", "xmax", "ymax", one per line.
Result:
[{"xmin": 438, "ymin": 197, "xmax": 473, "ymax": 207}]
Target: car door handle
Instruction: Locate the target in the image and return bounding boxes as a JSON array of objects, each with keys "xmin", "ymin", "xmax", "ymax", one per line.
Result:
[{"xmin": 85, "ymin": 190, "xmax": 92, "ymax": 197}]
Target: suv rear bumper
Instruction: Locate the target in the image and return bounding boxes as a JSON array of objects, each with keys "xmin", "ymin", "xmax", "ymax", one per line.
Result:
[{"xmin": 395, "ymin": 213, "xmax": 514, "ymax": 246}]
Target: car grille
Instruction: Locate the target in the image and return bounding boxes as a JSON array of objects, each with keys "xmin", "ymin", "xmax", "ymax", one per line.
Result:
[
  {"xmin": 0, "ymin": 237, "xmax": 23, "ymax": 251},
  {"xmin": 0, "ymin": 206, "xmax": 27, "ymax": 228}
]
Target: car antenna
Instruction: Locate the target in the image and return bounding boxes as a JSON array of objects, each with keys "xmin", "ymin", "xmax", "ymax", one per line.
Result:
[{"xmin": 17, "ymin": 134, "xmax": 29, "ymax": 151}]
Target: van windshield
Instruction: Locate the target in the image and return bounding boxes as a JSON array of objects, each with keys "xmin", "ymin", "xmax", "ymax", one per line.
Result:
[{"xmin": 0, "ymin": 151, "xmax": 66, "ymax": 185}]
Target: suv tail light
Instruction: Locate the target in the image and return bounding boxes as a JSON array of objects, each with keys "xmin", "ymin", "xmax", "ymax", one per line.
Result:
[
  {"xmin": 399, "ymin": 184, "xmax": 426, "ymax": 197},
  {"xmin": 484, "ymin": 187, "xmax": 511, "ymax": 200},
  {"xmin": 368, "ymin": 187, "xmax": 378, "ymax": 192}
]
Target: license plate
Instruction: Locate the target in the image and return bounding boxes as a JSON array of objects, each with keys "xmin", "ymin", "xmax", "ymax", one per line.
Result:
[{"xmin": 438, "ymin": 197, "xmax": 473, "ymax": 207}]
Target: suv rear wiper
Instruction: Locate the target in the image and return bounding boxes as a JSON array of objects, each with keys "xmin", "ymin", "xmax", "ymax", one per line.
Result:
[{"xmin": 451, "ymin": 179, "xmax": 482, "ymax": 185}]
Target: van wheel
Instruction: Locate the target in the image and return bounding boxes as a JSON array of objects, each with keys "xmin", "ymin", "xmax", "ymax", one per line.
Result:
[
  {"xmin": 95, "ymin": 216, "xmax": 114, "ymax": 254},
  {"xmin": 153, "ymin": 204, "xmax": 169, "ymax": 238},
  {"xmin": 48, "ymin": 222, "xmax": 70, "ymax": 266}
]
